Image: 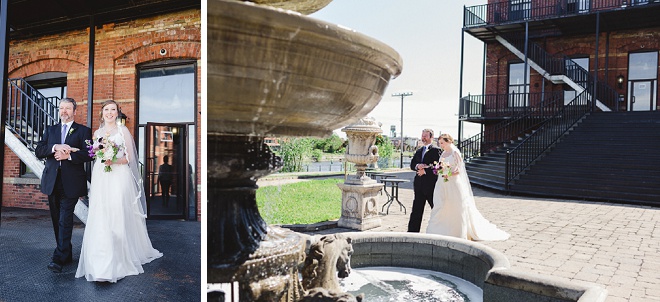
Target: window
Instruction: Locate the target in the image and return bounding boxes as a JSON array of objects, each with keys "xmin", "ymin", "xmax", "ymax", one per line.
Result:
[
  {"xmin": 629, "ymin": 52, "xmax": 658, "ymax": 81},
  {"xmin": 508, "ymin": 62, "xmax": 530, "ymax": 107},
  {"xmin": 567, "ymin": 0, "xmax": 591, "ymax": 13},
  {"xmin": 138, "ymin": 63, "xmax": 196, "ymax": 124},
  {"xmin": 509, "ymin": 0, "xmax": 531, "ymax": 21}
]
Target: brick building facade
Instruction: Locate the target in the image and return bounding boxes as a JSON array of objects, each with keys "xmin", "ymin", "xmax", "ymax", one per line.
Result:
[
  {"xmin": 460, "ymin": 0, "xmax": 660, "ymax": 134},
  {"xmin": 2, "ymin": 8, "xmax": 202, "ymax": 221},
  {"xmin": 484, "ymin": 26, "xmax": 660, "ymax": 112},
  {"xmin": 457, "ymin": 0, "xmax": 660, "ymax": 203}
]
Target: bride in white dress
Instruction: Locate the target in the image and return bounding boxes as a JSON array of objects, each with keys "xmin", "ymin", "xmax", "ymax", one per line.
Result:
[
  {"xmin": 76, "ymin": 100, "xmax": 162, "ymax": 282},
  {"xmin": 426, "ymin": 133, "xmax": 509, "ymax": 241}
]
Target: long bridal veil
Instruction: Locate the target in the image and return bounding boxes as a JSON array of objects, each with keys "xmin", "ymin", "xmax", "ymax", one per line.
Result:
[{"xmin": 427, "ymin": 143, "xmax": 510, "ymax": 241}]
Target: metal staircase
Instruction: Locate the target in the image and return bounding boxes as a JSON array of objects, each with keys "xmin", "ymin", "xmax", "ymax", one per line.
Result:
[
  {"xmin": 496, "ymin": 34, "xmax": 619, "ymax": 111},
  {"xmin": 5, "ymin": 78, "xmax": 61, "ymax": 179},
  {"xmin": 461, "ymin": 31, "xmax": 622, "ymax": 193},
  {"xmin": 462, "ymin": 90, "xmax": 591, "ymax": 190}
]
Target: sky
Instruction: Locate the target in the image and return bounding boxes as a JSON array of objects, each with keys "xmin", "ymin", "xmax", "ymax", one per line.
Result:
[{"xmin": 310, "ymin": 0, "xmax": 486, "ymax": 140}]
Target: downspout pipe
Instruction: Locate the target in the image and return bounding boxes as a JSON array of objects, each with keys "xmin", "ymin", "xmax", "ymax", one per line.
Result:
[
  {"xmin": 458, "ymin": 6, "xmax": 466, "ymax": 146},
  {"xmin": 86, "ymin": 14, "xmax": 95, "ymax": 180},
  {"xmin": 87, "ymin": 15, "xmax": 95, "ymax": 128},
  {"xmin": 0, "ymin": 0, "xmax": 9, "ymax": 225}
]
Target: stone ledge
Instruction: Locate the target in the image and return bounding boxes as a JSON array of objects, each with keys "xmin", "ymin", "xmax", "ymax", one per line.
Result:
[
  {"xmin": 279, "ymin": 220, "xmax": 338, "ymax": 232},
  {"xmin": 4, "ymin": 177, "xmax": 40, "ymax": 185}
]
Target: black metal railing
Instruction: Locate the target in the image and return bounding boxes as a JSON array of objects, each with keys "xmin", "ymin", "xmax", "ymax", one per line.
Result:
[
  {"xmin": 460, "ymin": 91, "xmax": 564, "ymax": 160},
  {"xmin": 7, "ymin": 78, "xmax": 60, "ymax": 151},
  {"xmin": 459, "ymin": 91, "xmax": 563, "ymax": 119},
  {"xmin": 464, "ymin": 0, "xmax": 655, "ymax": 28},
  {"xmin": 504, "ymin": 89, "xmax": 592, "ymax": 189},
  {"xmin": 501, "ymin": 34, "xmax": 619, "ymax": 110}
]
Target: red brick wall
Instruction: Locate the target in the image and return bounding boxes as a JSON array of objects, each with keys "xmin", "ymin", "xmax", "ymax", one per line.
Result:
[
  {"xmin": 2, "ymin": 9, "xmax": 202, "ymax": 220},
  {"xmin": 485, "ymin": 26, "xmax": 660, "ymax": 109}
]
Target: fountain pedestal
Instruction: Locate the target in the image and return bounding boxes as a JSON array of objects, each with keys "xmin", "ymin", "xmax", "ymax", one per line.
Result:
[
  {"xmin": 337, "ymin": 117, "xmax": 384, "ymax": 230},
  {"xmin": 336, "ymin": 183, "xmax": 382, "ymax": 230},
  {"xmin": 208, "ymin": 134, "xmax": 306, "ymax": 301}
]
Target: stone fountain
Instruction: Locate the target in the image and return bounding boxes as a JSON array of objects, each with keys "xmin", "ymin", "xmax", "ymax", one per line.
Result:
[
  {"xmin": 207, "ymin": 0, "xmax": 402, "ymax": 300},
  {"xmin": 337, "ymin": 117, "xmax": 384, "ymax": 230}
]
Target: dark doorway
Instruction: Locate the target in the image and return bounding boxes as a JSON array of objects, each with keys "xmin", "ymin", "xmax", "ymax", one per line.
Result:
[{"xmin": 145, "ymin": 123, "xmax": 189, "ymax": 219}]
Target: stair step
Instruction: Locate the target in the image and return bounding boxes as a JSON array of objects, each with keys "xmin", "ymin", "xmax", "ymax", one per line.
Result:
[{"xmin": 465, "ymin": 111, "xmax": 660, "ymax": 205}]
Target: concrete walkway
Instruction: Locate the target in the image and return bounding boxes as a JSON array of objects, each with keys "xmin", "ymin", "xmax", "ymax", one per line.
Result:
[
  {"xmin": 263, "ymin": 171, "xmax": 660, "ymax": 301},
  {"xmin": 0, "ymin": 207, "xmax": 201, "ymax": 301}
]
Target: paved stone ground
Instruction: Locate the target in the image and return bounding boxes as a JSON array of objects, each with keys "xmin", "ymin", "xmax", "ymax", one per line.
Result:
[
  {"xmin": 0, "ymin": 207, "xmax": 201, "ymax": 301},
  {"xmin": 262, "ymin": 171, "xmax": 660, "ymax": 301}
]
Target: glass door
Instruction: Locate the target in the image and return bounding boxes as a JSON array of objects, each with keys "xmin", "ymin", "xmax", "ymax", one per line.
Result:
[
  {"xmin": 630, "ymin": 81, "xmax": 654, "ymax": 111},
  {"xmin": 138, "ymin": 60, "xmax": 197, "ymax": 220},
  {"xmin": 627, "ymin": 52, "xmax": 658, "ymax": 111},
  {"xmin": 145, "ymin": 123, "xmax": 189, "ymax": 219}
]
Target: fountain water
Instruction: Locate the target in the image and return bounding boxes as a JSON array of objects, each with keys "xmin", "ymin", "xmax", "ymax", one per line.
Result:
[{"xmin": 207, "ymin": 0, "xmax": 402, "ymax": 300}]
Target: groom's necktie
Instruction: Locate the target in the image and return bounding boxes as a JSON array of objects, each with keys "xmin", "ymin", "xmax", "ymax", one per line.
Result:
[
  {"xmin": 421, "ymin": 145, "xmax": 427, "ymax": 159},
  {"xmin": 61, "ymin": 124, "xmax": 68, "ymax": 143},
  {"xmin": 60, "ymin": 124, "xmax": 68, "ymax": 166}
]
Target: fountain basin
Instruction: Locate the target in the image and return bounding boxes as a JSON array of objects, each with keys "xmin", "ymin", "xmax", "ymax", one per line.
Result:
[
  {"xmin": 242, "ymin": 0, "xmax": 334, "ymax": 15},
  {"xmin": 336, "ymin": 232, "xmax": 607, "ymax": 302},
  {"xmin": 208, "ymin": 0, "xmax": 403, "ymax": 137}
]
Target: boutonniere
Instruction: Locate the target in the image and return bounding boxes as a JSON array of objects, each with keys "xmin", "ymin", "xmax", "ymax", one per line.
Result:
[{"xmin": 68, "ymin": 127, "xmax": 75, "ymax": 135}]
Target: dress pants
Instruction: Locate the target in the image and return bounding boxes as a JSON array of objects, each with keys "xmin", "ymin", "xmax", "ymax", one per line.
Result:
[
  {"xmin": 407, "ymin": 187, "xmax": 434, "ymax": 232},
  {"xmin": 48, "ymin": 169, "xmax": 76, "ymax": 265}
]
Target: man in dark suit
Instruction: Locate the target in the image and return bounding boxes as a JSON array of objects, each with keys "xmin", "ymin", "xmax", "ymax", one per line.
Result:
[
  {"xmin": 35, "ymin": 98, "xmax": 93, "ymax": 273},
  {"xmin": 408, "ymin": 128, "xmax": 440, "ymax": 232}
]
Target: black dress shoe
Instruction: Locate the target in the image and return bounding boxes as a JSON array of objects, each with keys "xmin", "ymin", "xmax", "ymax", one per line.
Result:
[{"xmin": 47, "ymin": 262, "xmax": 62, "ymax": 273}]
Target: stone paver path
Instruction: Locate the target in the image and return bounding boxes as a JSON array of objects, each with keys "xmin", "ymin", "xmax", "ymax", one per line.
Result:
[{"xmin": 274, "ymin": 177, "xmax": 660, "ymax": 302}]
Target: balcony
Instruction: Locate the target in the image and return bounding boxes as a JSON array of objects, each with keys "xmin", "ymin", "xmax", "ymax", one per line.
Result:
[
  {"xmin": 459, "ymin": 91, "xmax": 564, "ymax": 122},
  {"xmin": 464, "ymin": 0, "xmax": 660, "ymax": 42}
]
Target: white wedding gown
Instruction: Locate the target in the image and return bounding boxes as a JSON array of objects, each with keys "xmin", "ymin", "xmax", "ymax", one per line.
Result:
[
  {"xmin": 426, "ymin": 145, "xmax": 510, "ymax": 241},
  {"xmin": 76, "ymin": 127, "xmax": 162, "ymax": 282}
]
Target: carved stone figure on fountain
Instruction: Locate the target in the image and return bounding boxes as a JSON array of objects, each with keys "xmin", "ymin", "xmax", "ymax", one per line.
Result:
[{"xmin": 301, "ymin": 234, "xmax": 364, "ymax": 302}]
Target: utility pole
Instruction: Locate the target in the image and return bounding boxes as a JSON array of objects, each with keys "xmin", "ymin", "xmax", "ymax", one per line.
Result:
[{"xmin": 392, "ymin": 92, "xmax": 412, "ymax": 168}]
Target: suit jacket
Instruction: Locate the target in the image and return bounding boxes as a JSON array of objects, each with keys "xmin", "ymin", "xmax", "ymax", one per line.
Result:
[
  {"xmin": 35, "ymin": 122, "xmax": 93, "ymax": 198},
  {"xmin": 410, "ymin": 144, "xmax": 441, "ymax": 195}
]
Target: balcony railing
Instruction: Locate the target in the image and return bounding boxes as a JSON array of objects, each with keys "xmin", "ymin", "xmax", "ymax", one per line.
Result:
[
  {"xmin": 465, "ymin": 0, "xmax": 656, "ymax": 28},
  {"xmin": 459, "ymin": 91, "xmax": 564, "ymax": 119},
  {"xmin": 460, "ymin": 91, "xmax": 564, "ymax": 160}
]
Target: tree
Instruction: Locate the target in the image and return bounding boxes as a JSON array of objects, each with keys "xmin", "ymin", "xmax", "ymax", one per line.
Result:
[
  {"xmin": 323, "ymin": 133, "xmax": 345, "ymax": 153},
  {"xmin": 279, "ymin": 137, "xmax": 313, "ymax": 172},
  {"xmin": 375, "ymin": 135, "xmax": 394, "ymax": 167}
]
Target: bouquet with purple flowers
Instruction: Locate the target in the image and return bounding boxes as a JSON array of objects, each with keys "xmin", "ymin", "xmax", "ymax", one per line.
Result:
[
  {"xmin": 85, "ymin": 135, "xmax": 120, "ymax": 172},
  {"xmin": 431, "ymin": 158, "xmax": 452, "ymax": 182}
]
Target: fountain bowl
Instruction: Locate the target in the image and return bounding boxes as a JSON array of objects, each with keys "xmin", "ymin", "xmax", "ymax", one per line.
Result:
[
  {"xmin": 338, "ymin": 232, "xmax": 608, "ymax": 302},
  {"xmin": 242, "ymin": 0, "xmax": 334, "ymax": 15},
  {"xmin": 208, "ymin": 0, "xmax": 403, "ymax": 138}
]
